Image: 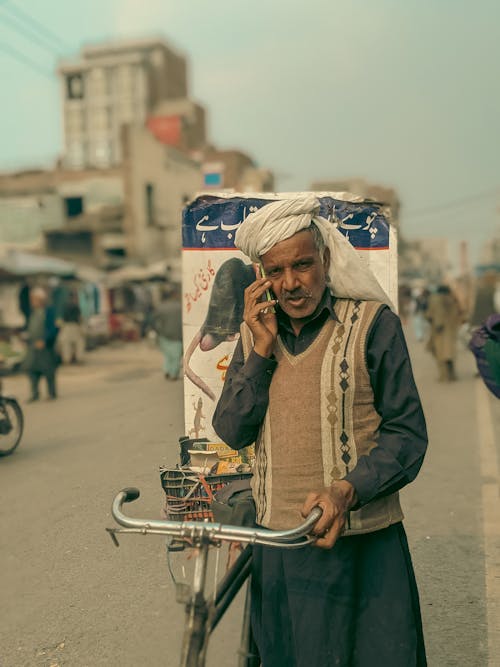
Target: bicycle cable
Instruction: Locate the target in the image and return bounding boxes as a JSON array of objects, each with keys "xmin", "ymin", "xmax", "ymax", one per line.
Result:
[{"xmin": 165, "ymin": 538, "xmax": 178, "ymax": 586}]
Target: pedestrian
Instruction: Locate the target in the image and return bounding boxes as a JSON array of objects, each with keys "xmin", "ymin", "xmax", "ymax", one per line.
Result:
[
  {"xmin": 152, "ymin": 285, "xmax": 183, "ymax": 380},
  {"xmin": 426, "ymin": 285, "xmax": 462, "ymax": 382},
  {"xmin": 58, "ymin": 291, "xmax": 85, "ymax": 364},
  {"xmin": 18, "ymin": 280, "xmax": 31, "ymax": 330},
  {"xmin": 469, "ymin": 273, "xmax": 497, "ymax": 330},
  {"xmin": 469, "ymin": 313, "xmax": 500, "ymax": 398},
  {"xmin": 412, "ymin": 287, "xmax": 429, "ymax": 342},
  {"xmin": 213, "ymin": 195, "xmax": 428, "ymax": 667},
  {"xmin": 23, "ymin": 287, "xmax": 59, "ymax": 402}
]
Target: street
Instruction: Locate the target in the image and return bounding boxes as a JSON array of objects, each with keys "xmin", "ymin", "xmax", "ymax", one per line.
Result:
[{"xmin": 1, "ymin": 331, "xmax": 499, "ymax": 667}]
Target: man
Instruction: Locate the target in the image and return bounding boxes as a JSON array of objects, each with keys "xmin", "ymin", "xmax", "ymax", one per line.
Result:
[
  {"xmin": 213, "ymin": 195, "xmax": 428, "ymax": 666},
  {"xmin": 23, "ymin": 287, "xmax": 59, "ymax": 401},
  {"xmin": 152, "ymin": 285, "xmax": 183, "ymax": 380},
  {"xmin": 426, "ymin": 285, "xmax": 462, "ymax": 382},
  {"xmin": 469, "ymin": 313, "xmax": 500, "ymax": 398},
  {"xmin": 18, "ymin": 280, "xmax": 31, "ymax": 329},
  {"xmin": 58, "ymin": 290, "xmax": 85, "ymax": 364},
  {"xmin": 412, "ymin": 287, "xmax": 430, "ymax": 342}
]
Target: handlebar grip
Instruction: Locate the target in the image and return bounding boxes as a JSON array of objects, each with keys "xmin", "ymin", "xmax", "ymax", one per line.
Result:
[{"xmin": 121, "ymin": 487, "xmax": 140, "ymax": 503}]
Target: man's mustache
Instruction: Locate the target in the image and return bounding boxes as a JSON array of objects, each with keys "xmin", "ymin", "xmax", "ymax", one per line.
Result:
[{"xmin": 280, "ymin": 289, "xmax": 313, "ymax": 301}]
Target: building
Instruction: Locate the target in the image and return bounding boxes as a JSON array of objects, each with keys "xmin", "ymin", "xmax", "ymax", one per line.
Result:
[
  {"xmin": 479, "ymin": 231, "xmax": 500, "ymax": 267},
  {"xmin": 147, "ymin": 99, "xmax": 207, "ymax": 154},
  {"xmin": 0, "ymin": 35, "xmax": 274, "ymax": 275},
  {"xmin": 58, "ymin": 37, "xmax": 189, "ymax": 170},
  {"xmin": 0, "ymin": 128, "xmax": 201, "ymax": 269},
  {"xmin": 201, "ymin": 149, "xmax": 275, "ymax": 192},
  {"xmin": 121, "ymin": 124, "xmax": 201, "ymax": 265},
  {"xmin": 398, "ymin": 237, "xmax": 451, "ymax": 283}
]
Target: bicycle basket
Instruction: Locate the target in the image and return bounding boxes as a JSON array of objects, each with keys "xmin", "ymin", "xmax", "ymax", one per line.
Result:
[{"xmin": 160, "ymin": 467, "xmax": 252, "ymax": 522}]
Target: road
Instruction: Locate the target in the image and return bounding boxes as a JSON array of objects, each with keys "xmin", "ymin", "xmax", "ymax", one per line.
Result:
[{"xmin": 0, "ymin": 331, "xmax": 499, "ymax": 666}]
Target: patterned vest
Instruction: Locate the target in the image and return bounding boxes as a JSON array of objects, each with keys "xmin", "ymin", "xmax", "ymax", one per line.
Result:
[{"xmin": 240, "ymin": 298, "xmax": 404, "ymax": 535}]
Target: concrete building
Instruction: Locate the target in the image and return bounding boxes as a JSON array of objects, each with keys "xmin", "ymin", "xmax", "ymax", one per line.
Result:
[
  {"xmin": 201, "ymin": 149, "xmax": 275, "ymax": 192},
  {"xmin": 0, "ymin": 128, "xmax": 201, "ymax": 269},
  {"xmin": 0, "ymin": 168, "xmax": 123, "ymax": 248},
  {"xmin": 399, "ymin": 237, "xmax": 451, "ymax": 283},
  {"xmin": 58, "ymin": 37, "xmax": 188, "ymax": 170},
  {"xmin": 148, "ymin": 99, "xmax": 207, "ymax": 153},
  {"xmin": 479, "ymin": 231, "xmax": 500, "ymax": 267},
  {"xmin": 121, "ymin": 124, "xmax": 201, "ymax": 266},
  {"xmin": 1, "ymin": 35, "xmax": 274, "ymax": 275},
  {"xmin": 0, "ymin": 167, "xmax": 124, "ymax": 267}
]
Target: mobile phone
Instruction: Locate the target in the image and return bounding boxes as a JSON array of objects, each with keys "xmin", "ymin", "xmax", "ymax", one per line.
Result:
[{"xmin": 259, "ymin": 263, "xmax": 276, "ymax": 313}]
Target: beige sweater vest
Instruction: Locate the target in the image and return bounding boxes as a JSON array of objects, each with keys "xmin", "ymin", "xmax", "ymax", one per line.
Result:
[{"xmin": 241, "ymin": 298, "xmax": 404, "ymax": 535}]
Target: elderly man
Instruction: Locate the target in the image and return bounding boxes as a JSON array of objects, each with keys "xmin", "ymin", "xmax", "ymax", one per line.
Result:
[
  {"xmin": 152, "ymin": 285, "xmax": 183, "ymax": 380},
  {"xmin": 426, "ymin": 285, "xmax": 462, "ymax": 382},
  {"xmin": 213, "ymin": 196, "xmax": 428, "ymax": 667},
  {"xmin": 23, "ymin": 287, "xmax": 59, "ymax": 402}
]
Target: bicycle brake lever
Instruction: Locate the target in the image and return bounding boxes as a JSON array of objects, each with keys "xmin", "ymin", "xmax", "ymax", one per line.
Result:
[{"xmin": 106, "ymin": 528, "xmax": 120, "ymax": 547}]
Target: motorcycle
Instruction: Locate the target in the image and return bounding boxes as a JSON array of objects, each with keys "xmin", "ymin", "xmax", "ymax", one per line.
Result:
[{"xmin": 0, "ymin": 372, "xmax": 24, "ymax": 457}]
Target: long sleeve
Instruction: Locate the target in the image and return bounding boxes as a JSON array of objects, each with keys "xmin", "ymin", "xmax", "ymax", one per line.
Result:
[
  {"xmin": 44, "ymin": 307, "xmax": 59, "ymax": 347},
  {"xmin": 344, "ymin": 308, "xmax": 428, "ymax": 506},
  {"xmin": 212, "ymin": 339, "xmax": 277, "ymax": 449}
]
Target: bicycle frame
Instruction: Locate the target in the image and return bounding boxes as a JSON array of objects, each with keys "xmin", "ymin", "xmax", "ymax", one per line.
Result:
[
  {"xmin": 176, "ymin": 541, "xmax": 256, "ymax": 667},
  {"xmin": 107, "ymin": 488, "xmax": 321, "ymax": 667}
]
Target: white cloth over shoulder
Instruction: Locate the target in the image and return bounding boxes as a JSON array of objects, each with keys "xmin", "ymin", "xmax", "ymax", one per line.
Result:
[{"xmin": 234, "ymin": 194, "xmax": 394, "ymax": 308}]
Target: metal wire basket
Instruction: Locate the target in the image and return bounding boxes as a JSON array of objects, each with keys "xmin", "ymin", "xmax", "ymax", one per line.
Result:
[{"xmin": 160, "ymin": 467, "xmax": 252, "ymax": 522}]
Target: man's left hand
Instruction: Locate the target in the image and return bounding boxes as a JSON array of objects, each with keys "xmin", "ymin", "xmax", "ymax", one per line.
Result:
[{"xmin": 301, "ymin": 480, "xmax": 357, "ymax": 550}]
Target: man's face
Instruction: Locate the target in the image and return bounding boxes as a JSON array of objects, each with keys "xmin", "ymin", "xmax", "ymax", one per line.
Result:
[
  {"xmin": 30, "ymin": 294, "xmax": 44, "ymax": 309},
  {"xmin": 260, "ymin": 229, "xmax": 330, "ymax": 323}
]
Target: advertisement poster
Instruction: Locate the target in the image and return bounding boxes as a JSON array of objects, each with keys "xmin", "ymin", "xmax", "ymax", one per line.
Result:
[{"xmin": 182, "ymin": 192, "xmax": 397, "ymax": 441}]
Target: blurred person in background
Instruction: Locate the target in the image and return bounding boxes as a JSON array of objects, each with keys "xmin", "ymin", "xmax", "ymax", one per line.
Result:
[
  {"xmin": 412, "ymin": 287, "xmax": 430, "ymax": 342},
  {"xmin": 58, "ymin": 290, "xmax": 85, "ymax": 364},
  {"xmin": 469, "ymin": 273, "xmax": 497, "ymax": 330},
  {"xmin": 18, "ymin": 280, "xmax": 31, "ymax": 330},
  {"xmin": 398, "ymin": 284, "xmax": 412, "ymax": 324},
  {"xmin": 426, "ymin": 285, "xmax": 462, "ymax": 382},
  {"xmin": 494, "ymin": 278, "xmax": 500, "ymax": 313},
  {"xmin": 469, "ymin": 313, "xmax": 500, "ymax": 398},
  {"xmin": 23, "ymin": 287, "xmax": 59, "ymax": 401},
  {"xmin": 152, "ymin": 285, "xmax": 183, "ymax": 380}
]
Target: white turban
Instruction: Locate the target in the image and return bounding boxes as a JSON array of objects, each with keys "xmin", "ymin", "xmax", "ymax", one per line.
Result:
[{"xmin": 234, "ymin": 194, "xmax": 394, "ymax": 308}]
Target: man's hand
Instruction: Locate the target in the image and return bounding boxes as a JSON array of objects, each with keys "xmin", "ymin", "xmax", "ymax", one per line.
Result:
[
  {"xmin": 243, "ymin": 265, "xmax": 278, "ymax": 358},
  {"xmin": 301, "ymin": 480, "xmax": 357, "ymax": 550},
  {"xmin": 34, "ymin": 340, "xmax": 45, "ymax": 350}
]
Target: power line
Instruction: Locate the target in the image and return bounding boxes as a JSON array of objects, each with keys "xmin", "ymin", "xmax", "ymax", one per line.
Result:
[
  {"xmin": 0, "ymin": 41, "xmax": 53, "ymax": 78},
  {"xmin": 0, "ymin": 9, "xmax": 61, "ymax": 57},
  {"xmin": 405, "ymin": 187, "xmax": 499, "ymax": 219},
  {"xmin": 0, "ymin": 0, "xmax": 70, "ymax": 52}
]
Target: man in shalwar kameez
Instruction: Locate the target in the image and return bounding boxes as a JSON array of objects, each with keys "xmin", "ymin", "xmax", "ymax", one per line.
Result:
[{"xmin": 213, "ymin": 195, "xmax": 428, "ymax": 667}]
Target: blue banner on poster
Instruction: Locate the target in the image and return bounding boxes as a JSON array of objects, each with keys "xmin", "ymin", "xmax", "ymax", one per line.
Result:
[{"xmin": 182, "ymin": 194, "xmax": 390, "ymax": 250}]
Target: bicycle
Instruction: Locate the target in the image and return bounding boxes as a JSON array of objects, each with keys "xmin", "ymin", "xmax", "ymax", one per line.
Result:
[
  {"xmin": 0, "ymin": 373, "xmax": 24, "ymax": 457},
  {"xmin": 107, "ymin": 487, "xmax": 322, "ymax": 667}
]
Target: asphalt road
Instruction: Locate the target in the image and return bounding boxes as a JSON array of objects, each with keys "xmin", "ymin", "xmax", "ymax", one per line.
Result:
[{"xmin": 0, "ymin": 331, "xmax": 499, "ymax": 666}]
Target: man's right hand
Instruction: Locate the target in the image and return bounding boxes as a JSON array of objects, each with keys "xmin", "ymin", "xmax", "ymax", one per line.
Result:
[{"xmin": 243, "ymin": 266, "xmax": 278, "ymax": 358}]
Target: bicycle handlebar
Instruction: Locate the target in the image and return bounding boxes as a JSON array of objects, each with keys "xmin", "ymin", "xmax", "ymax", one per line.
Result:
[{"xmin": 110, "ymin": 487, "xmax": 323, "ymax": 548}]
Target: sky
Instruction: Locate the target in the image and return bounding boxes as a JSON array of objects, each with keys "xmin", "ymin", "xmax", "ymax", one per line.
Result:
[{"xmin": 1, "ymin": 0, "xmax": 499, "ymax": 262}]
